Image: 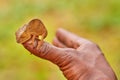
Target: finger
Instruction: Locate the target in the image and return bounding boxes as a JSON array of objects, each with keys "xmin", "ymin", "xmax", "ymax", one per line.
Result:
[
  {"xmin": 56, "ymin": 28, "xmax": 89, "ymax": 48},
  {"xmin": 22, "ymin": 39, "xmax": 69, "ymax": 65},
  {"xmin": 52, "ymin": 37, "xmax": 67, "ymax": 48}
]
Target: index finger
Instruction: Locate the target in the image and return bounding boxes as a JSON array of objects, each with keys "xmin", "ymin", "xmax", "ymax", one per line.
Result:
[{"xmin": 56, "ymin": 28, "xmax": 90, "ymax": 48}]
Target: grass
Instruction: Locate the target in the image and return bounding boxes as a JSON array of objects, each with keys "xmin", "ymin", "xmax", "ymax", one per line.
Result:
[{"xmin": 0, "ymin": 0, "xmax": 120, "ymax": 80}]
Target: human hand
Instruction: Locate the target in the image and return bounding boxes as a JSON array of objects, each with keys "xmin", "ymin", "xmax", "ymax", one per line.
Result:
[{"xmin": 23, "ymin": 28, "xmax": 117, "ymax": 80}]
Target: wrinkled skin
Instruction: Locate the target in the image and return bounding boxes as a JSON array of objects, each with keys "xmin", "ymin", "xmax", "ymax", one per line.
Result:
[{"xmin": 23, "ymin": 28, "xmax": 117, "ymax": 80}]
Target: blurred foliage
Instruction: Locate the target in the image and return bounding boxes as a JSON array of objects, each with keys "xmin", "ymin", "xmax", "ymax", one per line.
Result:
[{"xmin": 0, "ymin": 0, "xmax": 120, "ymax": 80}]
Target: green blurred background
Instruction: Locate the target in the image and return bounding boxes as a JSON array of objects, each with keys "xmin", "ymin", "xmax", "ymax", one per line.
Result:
[{"xmin": 0, "ymin": 0, "xmax": 120, "ymax": 80}]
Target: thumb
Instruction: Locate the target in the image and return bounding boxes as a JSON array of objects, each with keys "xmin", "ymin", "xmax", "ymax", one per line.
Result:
[{"xmin": 22, "ymin": 39, "xmax": 68, "ymax": 65}]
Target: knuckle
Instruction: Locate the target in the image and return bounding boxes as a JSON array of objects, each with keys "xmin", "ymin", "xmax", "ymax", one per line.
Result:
[
  {"xmin": 85, "ymin": 41, "xmax": 99, "ymax": 47},
  {"xmin": 64, "ymin": 48, "xmax": 76, "ymax": 53},
  {"xmin": 86, "ymin": 41, "xmax": 101, "ymax": 50},
  {"xmin": 38, "ymin": 43, "xmax": 51, "ymax": 56}
]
